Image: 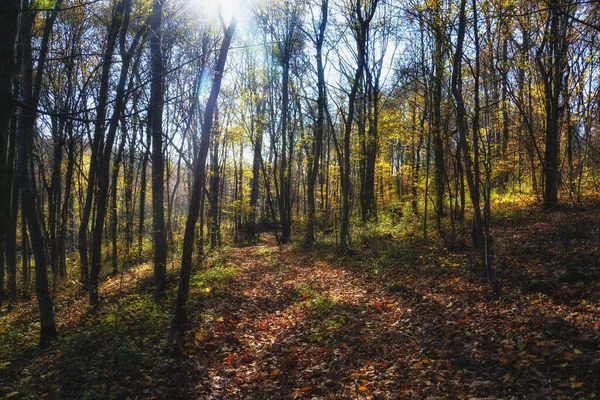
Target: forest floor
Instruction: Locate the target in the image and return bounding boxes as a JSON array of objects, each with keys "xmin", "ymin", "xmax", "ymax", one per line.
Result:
[{"xmin": 1, "ymin": 199, "xmax": 600, "ymax": 399}]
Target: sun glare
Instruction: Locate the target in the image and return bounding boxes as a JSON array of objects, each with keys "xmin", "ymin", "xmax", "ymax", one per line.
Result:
[{"xmin": 190, "ymin": 0, "xmax": 246, "ymax": 26}]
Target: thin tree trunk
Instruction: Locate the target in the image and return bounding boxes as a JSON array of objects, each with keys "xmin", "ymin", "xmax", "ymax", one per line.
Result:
[
  {"xmin": 306, "ymin": 0, "xmax": 328, "ymax": 245},
  {"xmin": 15, "ymin": 0, "xmax": 63, "ymax": 344},
  {"xmin": 149, "ymin": 0, "xmax": 167, "ymax": 297},
  {"xmin": 174, "ymin": 19, "xmax": 236, "ymax": 329}
]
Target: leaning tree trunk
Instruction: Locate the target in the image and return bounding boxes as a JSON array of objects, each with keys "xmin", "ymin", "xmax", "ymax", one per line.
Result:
[
  {"xmin": 174, "ymin": 19, "xmax": 236, "ymax": 329},
  {"xmin": 78, "ymin": 0, "xmax": 123, "ymax": 290},
  {"xmin": 89, "ymin": 0, "xmax": 138, "ymax": 306}
]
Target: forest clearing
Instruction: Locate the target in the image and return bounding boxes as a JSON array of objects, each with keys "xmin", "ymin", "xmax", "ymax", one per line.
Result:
[
  {"xmin": 2, "ymin": 198, "xmax": 600, "ymax": 398},
  {"xmin": 1, "ymin": 0, "xmax": 600, "ymax": 398}
]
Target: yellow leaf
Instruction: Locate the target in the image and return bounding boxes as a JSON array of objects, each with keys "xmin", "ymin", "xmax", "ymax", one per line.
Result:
[
  {"xmin": 216, "ymin": 317, "xmax": 224, "ymax": 322},
  {"xmin": 499, "ymin": 358, "xmax": 509, "ymax": 365},
  {"xmin": 6, "ymin": 392, "xmax": 19, "ymax": 398},
  {"xmin": 194, "ymin": 330, "xmax": 206, "ymax": 346},
  {"xmin": 20, "ymin": 376, "xmax": 32, "ymax": 383},
  {"xmin": 350, "ymin": 372, "xmax": 361, "ymax": 378},
  {"xmin": 564, "ymin": 352, "xmax": 575, "ymax": 360},
  {"xmin": 571, "ymin": 381, "xmax": 584, "ymax": 389},
  {"xmin": 574, "ymin": 349, "xmax": 582, "ymax": 355},
  {"xmin": 503, "ymin": 373, "xmax": 511, "ymax": 382},
  {"xmin": 358, "ymin": 386, "xmax": 369, "ymax": 392}
]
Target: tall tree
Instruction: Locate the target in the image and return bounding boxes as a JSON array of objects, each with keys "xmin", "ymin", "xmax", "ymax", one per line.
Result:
[
  {"xmin": 339, "ymin": 0, "xmax": 379, "ymax": 251},
  {"xmin": 174, "ymin": 15, "xmax": 237, "ymax": 329},
  {"xmin": 0, "ymin": 0, "xmax": 21, "ymax": 307},
  {"xmin": 304, "ymin": 0, "xmax": 328, "ymax": 245},
  {"xmin": 16, "ymin": 0, "xmax": 64, "ymax": 344},
  {"xmin": 150, "ymin": 0, "xmax": 168, "ymax": 296},
  {"xmin": 536, "ymin": 0, "xmax": 573, "ymax": 209}
]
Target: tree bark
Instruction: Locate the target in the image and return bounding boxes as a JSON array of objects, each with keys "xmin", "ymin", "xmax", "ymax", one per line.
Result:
[
  {"xmin": 15, "ymin": 0, "xmax": 63, "ymax": 344},
  {"xmin": 0, "ymin": 0, "xmax": 20, "ymax": 308},
  {"xmin": 149, "ymin": 0, "xmax": 167, "ymax": 296},
  {"xmin": 174, "ymin": 18, "xmax": 236, "ymax": 329},
  {"xmin": 305, "ymin": 0, "xmax": 328, "ymax": 245}
]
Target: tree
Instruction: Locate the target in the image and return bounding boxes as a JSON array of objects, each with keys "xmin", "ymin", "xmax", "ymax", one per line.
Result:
[
  {"xmin": 339, "ymin": 0, "xmax": 379, "ymax": 251},
  {"xmin": 150, "ymin": 0, "xmax": 168, "ymax": 296},
  {"xmin": 16, "ymin": 0, "xmax": 64, "ymax": 344},
  {"xmin": 0, "ymin": 0, "xmax": 21, "ymax": 307},
  {"xmin": 535, "ymin": 0, "xmax": 574, "ymax": 209},
  {"xmin": 304, "ymin": 0, "xmax": 328, "ymax": 245},
  {"xmin": 174, "ymin": 14, "xmax": 237, "ymax": 329}
]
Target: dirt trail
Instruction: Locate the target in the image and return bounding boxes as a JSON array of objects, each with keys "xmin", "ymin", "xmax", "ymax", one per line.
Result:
[
  {"xmin": 185, "ymin": 238, "xmax": 560, "ymax": 399},
  {"xmin": 190, "ymin": 240, "xmax": 411, "ymax": 399}
]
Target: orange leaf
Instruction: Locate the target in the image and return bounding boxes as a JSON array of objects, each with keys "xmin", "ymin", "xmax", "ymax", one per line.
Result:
[{"xmin": 358, "ymin": 386, "xmax": 369, "ymax": 392}]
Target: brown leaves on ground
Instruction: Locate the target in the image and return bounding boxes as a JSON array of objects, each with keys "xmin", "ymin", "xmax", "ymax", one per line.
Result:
[{"xmin": 1, "ymin": 202, "xmax": 600, "ymax": 399}]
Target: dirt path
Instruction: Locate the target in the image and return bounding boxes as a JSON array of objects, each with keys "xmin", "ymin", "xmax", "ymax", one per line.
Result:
[
  {"xmin": 192, "ymin": 241, "xmax": 407, "ymax": 398},
  {"xmin": 182, "ymin": 237, "xmax": 598, "ymax": 399}
]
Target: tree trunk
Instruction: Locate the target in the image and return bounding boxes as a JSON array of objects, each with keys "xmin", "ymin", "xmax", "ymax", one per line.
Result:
[
  {"xmin": 209, "ymin": 111, "xmax": 220, "ymax": 248},
  {"xmin": 149, "ymin": 0, "xmax": 167, "ymax": 296},
  {"xmin": 537, "ymin": 0, "xmax": 570, "ymax": 210},
  {"xmin": 89, "ymin": 0, "xmax": 137, "ymax": 306},
  {"xmin": 174, "ymin": 19, "xmax": 236, "ymax": 329},
  {"xmin": 0, "ymin": 0, "xmax": 20, "ymax": 308},
  {"xmin": 15, "ymin": 0, "xmax": 63, "ymax": 344},
  {"xmin": 248, "ymin": 96, "xmax": 266, "ymax": 241},
  {"xmin": 340, "ymin": 0, "xmax": 378, "ymax": 250},
  {"xmin": 79, "ymin": 0, "xmax": 123, "ymax": 290}
]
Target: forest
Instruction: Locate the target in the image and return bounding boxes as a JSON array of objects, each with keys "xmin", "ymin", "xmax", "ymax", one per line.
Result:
[{"xmin": 1, "ymin": 0, "xmax": 600, "ymax": 398}]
